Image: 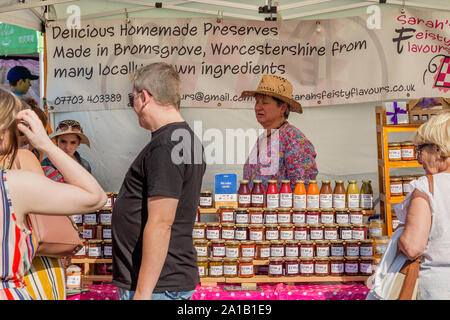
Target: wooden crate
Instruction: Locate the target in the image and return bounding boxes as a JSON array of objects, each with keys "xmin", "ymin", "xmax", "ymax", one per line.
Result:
[{"xmin": 408, "ymin": 97, "xmax": 450, "ymax": 125}]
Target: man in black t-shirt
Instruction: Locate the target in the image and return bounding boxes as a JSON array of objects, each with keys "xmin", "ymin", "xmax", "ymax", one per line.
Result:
[{"xmin": 112, "ymin": 62, "xmax": 206, "ymax": 300}]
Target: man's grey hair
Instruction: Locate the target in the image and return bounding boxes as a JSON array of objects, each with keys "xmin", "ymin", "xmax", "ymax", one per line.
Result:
[{"xmin": 133, "ymin": 62, "xmax": 181, "ymax": 109}]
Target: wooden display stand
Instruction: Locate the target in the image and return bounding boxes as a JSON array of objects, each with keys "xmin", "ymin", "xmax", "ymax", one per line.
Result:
[
  {"xmin": 375, "ymin": 105, "xmax": 421, "ymax": 236},
  {"xmin": 408, "ymin": 97, "xmax": 450, "ymax": 125},
  {"xmin": 71, "ymin": 258, "xmax": 112, "ymax": 284}
]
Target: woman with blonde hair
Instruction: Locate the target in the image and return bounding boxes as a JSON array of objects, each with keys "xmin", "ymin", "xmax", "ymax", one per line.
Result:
[{"xmin": 0, "ymin": 88, "xmax": 106, "ymax": 300}]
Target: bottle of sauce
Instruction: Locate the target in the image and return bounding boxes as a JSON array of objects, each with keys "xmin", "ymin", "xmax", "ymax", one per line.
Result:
[
  {"xmin": 279, "ymin": 180, "xmax": 292, "ymax": 208},
  {"xmin": 306, "ymin": 180, "xmax": 319, "ymax": 209},
  {"xmin": 346, "ymin": 180, "xmax": 360, "ymax": 208},
  {"xmin": 333, "ymin": 180, "xmax": 346, "ymax": 209},
  {"xmin": 238, "ymin": 180, "xmax": 251, "ymax": 208},
  {"xmin": 293, "ymin": 180, "xmax": 307, "ymax": 209},
  {"xmin": 319, "ymin": 180, "xmax": 333, "ymax": 209},
  {"xmin": 266, "ymin": 180, "xmax": 279, "ymax": 209},
  {"xmin": 251, "ymin": 180, "xmax": 265, "ymax": 208},
  {"xmin": 360, "ymin": 180, "xmax": 374, "ymax": 210}
]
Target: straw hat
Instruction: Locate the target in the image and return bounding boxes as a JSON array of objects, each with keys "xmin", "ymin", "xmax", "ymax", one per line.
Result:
[
  {"xmin": 240, "ymin": 75, "xmax": 302, "ymax": 114},
  {"xmin": 50, "ymin": 119, "xmax": 90, "ymax": 148}
]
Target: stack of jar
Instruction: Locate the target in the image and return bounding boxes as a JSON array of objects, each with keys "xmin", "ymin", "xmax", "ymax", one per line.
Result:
[
  {"xmin": 71, "ymin": 191, "xmax": 117, "ymax": 260},
  {"xmin": 389, "ymin": 175, "xmax": 421, "ymax": 197},
  {"xmin": 388, "ymin": 141, "xmax": 416, "ymax": 161}
]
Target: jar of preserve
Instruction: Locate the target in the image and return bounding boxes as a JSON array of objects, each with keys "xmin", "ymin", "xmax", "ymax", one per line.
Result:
[
  {"xmin": 279, "ymin": 180, "xmax": 293, "ymax": 208},
  {"xmin": 73, "ymin": 240, "xmax": 88, "ymax": 259},
  {"xmin": 294, "ymin": 224, "xmax": 309, "ymax": 241},
  {"xmin": 307, "ymin": 180, "xmax": 320, "ymax": 209},
  {"xmin": 320, "ymin": 208, "xmax": 335, "ymax": 224},
  {"xmin": 314, "ymin": 257, "xmax": 330, "ymax": 276},
  {"xmin": 199, "ymin": 190, "xmax": 213, "ymax": 208},
  {"xmin": 402, "ymin": 176, "xmax": 415, "ymax": 195},
  {"xmin": 352, "ymin": 224, "xmax": 368, "ymax": 240},
  {"xmin": 235, "ymin": 208, "xmax": 249, "ymax": 224},
  {"xmin": 83, "ymin": 223, "xmax": 97, "ymax": 240},
  {"xmin": 206, "ymin": 223, "xmax": 221, "ymax": 240},
  {"xmin": 388, "ymin": 143, "xmax": 402, "ymax": 161},
  {"xmin": 249, "ymin": 224, "xmax": 265, "ymax": 241},
  {"xmin": 251, "ymin": 180, "xmax": 265, "ymax": 208},
  {"xmin": 293, "ymin": 180, "xmax": 307, "ymax": 209},
  {"xmin": 335, "ymin": 209, "xmax": 349, "ymax": 225},
  {"xmin": 237, "ymin": 180, "xmax": 251, "ymax": 208},
  {"xmin": 197, "ymin": 258, "xmax": 209, "ymax": 278},
  {"xmin": 369, "ymin": 219, "xmax": 386, "ymax": 238},
  {"xmin": 72, "ymin": 214, "xmax": 83, "ymax": 227},
  {"xmin": 105, "ymin": 192, "xmax": 115, "ymax": 208},
  {"xmin": 299, "ymin": 257, "xmax": 314, "ymax": 276},
  {"xmin": 88, "ymin": 240, "xmax": 103, "ymax": 258},
  {"xmin": 344, "ymin": 257, "xmax": 359, "ymax": 276},
  {"xmin": 194, "ymin": 240, "xmax": 209, "ymax": 258},
  {"xmin": 392, "ymin": 213, "xmax": 402, "ymax": 232},
  {"xmin": 66, "ymin": 265, "xmax": 82, "ymax": 291},
  {"xmin": 264, "ymin": 209, "xmax": 278, "ymax": 225},
  {"xmin": 306, "ymin": 209, "xmax": 320, "ymax": 225},
  {"xmin": 270, "ymin": 240, "xmax": 285, "ymax": 258},
  {"xmin": 324, "ymin": 224, "xmax": 338, "ymax": 240},
  {"xmin": 277, "ymin": 208, "xmax": 292, "ymax": 224},
  {"xmin": 279, "ymin": 224, "xmax": 294, "ymax": 241},
  {"xmin": 339, "ymin": 224, "xmax": 353, "ymax": 240},
  {"xmin": 255, "ymin": 241, "xmax": 271, "ymax": 260},
  {"xmin": 390, "ymin": 177, "xmax": 403, "ymax": 197},
  {"xmin": 292, "ymin": 209, "xmax": 306, "ymax": 224},
  {"xmin": 344, "ymin": 240, "xmax": 360, "ymax": 257},
  {"xmin": 333, "ymin": 180, "xmax": 346, "ymax": 209},
  {"xmin": 221, "ymin": 223, "xmax": 235, "ymax": 240},
  {"xmin": 238, "ymin": 258, "xmax": 254, "ymax": 278},
  {"xmin": 330, "ymin": 240, "xmax": 345, "ymax": 257},
  {"xmin": 349, "ymin": 208, "xmax": 364, "ymax": 225},
  {"xmin": 309, "ymin": 224, "xmax": 324, "ymax": 241},
  {"xmin": 359, "ymin": 257, "xmax": 375, "ymax": 276},
  {"xmin": 211, "ymin": 240, "xmax": 226, "ymax": 258},
  {"xmin": 193, "ymin": 223, "xmax": 206, "ymax": 240},
  {"xmin": 219, "ymin": 206, "xmax": 235, "ymax": 224},
  {"xmin": 330, "ymin": 257, "xmax": 345, "ymax": 276},
  {"xmin": 401, "ymin": 141, "xmax": 415, "ymax": 161},
  {"xmin": 374, "ymin": 236, "xmax": 390, "ymax": 258},
  {"xmin": 103, "ymin": 240, "xmax": 113, "ymax": 259},
  {"xmin": 101, "ymin": 223, "xmax": 112, "ymax": 240},
  {"xmin": 266, "ymin": 180, "xmax": 279, "ymax": 209},
  {"xmin": 240, "ymin": 241, "xmax": 256, "ymax": 258},
  {"xmin": 300, "ymin": 241, "xmax": 315, "ymax": 258},
  {"xmin": 264, "ymin": 224, "xmax": 279, "ymax": 241},
  {"xmin": 223, "ymin": 258, "xmax": 238, "ymax": 278},
  {"xmin": 285, "ymin": 258, "xmax": 299, "ymax": 276},
  {"xmin": 249, "ymin": 207, "xmax": 264, "ymax": 224},
  {"xmin": 359, "ymin": 239, "xmax": 374, "ymax": 257},
  {"xmin": 234, "ymin": 224, "xmax": 249, "ymax": 241},
  {"xmin": 315, "ymin": 240, "xmax": 330, "ymax": 257},
  {"xmin": 319, "ymin": 180, "xmax": 333, "ymax": 209},
  {"xmin": 225, "ymin": 240, "xmax": 240, "ymax": 258},
  {"xmin": 98, "ymin": 209, "xmax": 112, "ymax": 225},
  {"xmin": 209, "ymin": 258, "xmax": 223, "ymax": 278},
  {"xmin": 83, "ymin": 212, "xmax": 98, "ymax": 224},
  {"xmin": 285, "ymin": 240, "xmax": 299, "ymax": 257},
  {"xmin": 268, "ymin": 258, "xmax": 284, "ymax": 277}
]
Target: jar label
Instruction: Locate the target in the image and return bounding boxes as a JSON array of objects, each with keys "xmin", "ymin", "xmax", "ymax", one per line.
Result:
[
  {"xmin": 350, "ymin": 214, "xmax": 363, "ymax": 225},
  {"xmin": 333, "ymin": 194, "xmax": 346, "ymax": 209},
  {"xmin": 370, "ymin": 226, "xmax": 383, "ymax": 238},
  {"xmin": 389, "ymin": 149, "xmax": 402, "ymax": 160},
  {"xmin": 321, "ymin": 213, "xmax": 334, "ymax": 224},
  {"xmin": 221, "ymin": 211, "xmax": 234, "ymax": 223},
  {"xmin": 300, "ymin": 247, "xmax": 314, "ymax": 257},
  {"xmin": 224, "ymin": 265, "xmax": 237, "ymax": 276},
  {"xmin": 100, "ymin": 213, "xmax": 112, "ymax": 224},
  {"xmin": 269, "ymin": 264, "xmax": 283, "ymax": 275},
  {"xmin": 235, "ymin": 230, "xmax": 248, "ymax": 241},
  {"xmin": 345, "ymin": 262, "xmax": 358, "ymax": 273},
  {"xmin": 315, "ymin": 263, "xmax": 329, "ymax": 274},
  {"xmin": 72, "ymin": 214, "xmax": 83, "ymax": 224},
  {"xmin": 250, "ymin": 230, "xmax": 263, "ymax": 241},
  {"xmin": 226, "ymin": 247, "xmax": 239, "ymax": 258},
  {"xmin": 325, "ymin": 230, "xmax": 338, "ymax": 240},
  {"xmin": 360, "ymin": 262, "xmax": 373, "ymax": 274},
  {"xmin": 331, "ymin": 246, "xmax": 344, "ymax": 256},
  {"xmin": 360, "ymin": 246, "xmax": 373, "ymax": 256},
  {"xmin": 210, "ymin": 265, "xmax": 223, "ymax": 276},
  {"xmin": 280, "ymin": 193, "xmax": 293, "ymax": 208},
  {"xmin": 360, "ymin": 194, "xmax": 373, "ymax": 209},
  {"xmin": 235, "ymin": 213, "xmax": 249, "ymax": 224},
  {"xmin": 294, "ymin": 230, "xmax": 308, "ymax": 241},
  {"xmin": 83, "ymin": 229, "xmax": 93, "ymax": 239},
  {"xmin": 375, "ymin": 244, "xmax": 388, "ymax": 255},
  {"xmin": 106, "ymin": 197, "xmax": 113, "ymax": 207},
  {"xmin": 307, "ymin": 195, "xmax": 319, "ymax": 209},
  {"xmin": 285, "ymin": 247, "xmax": 299, "ymax": 257},
  {"xmin": 336, "ymin": 213, "xmax": 349, "ymax": 224},
  {"xmin": 192, "ymin": 228, "xmax": 205, "ymax": 239},
  {"xmin": 74, "ymin": 246, "xmax": 86, "ymax": 256},
  {"xmin": 103, "ymin": 228, "xmax": 112, "ymax": 239},
  {"xmin": 88, "ymin": 246, "xmax": 102, "ymax": 258},
  {"xmin": 401, "ymin": 148, "xmax": 414, "ymax": 158},
  {"xmin": 278, "ymin": 213, "xmax": 291, "ymax": 224},
  {"xmin": 104, "ymin": 245, "xmax": 112, "ymax": 257},
  {"xmin": 84, "ymin": 214, "xmax": 97, "ymax": 224},
  {"xmin": 286, "ymin": 263, "xmax": 299, "ymax": 274},
  {"xmin": 222, "ymin": 229, "xmax": 235, "ymax": 240},
  {"xmin": 352, "ymin": 229, "xmax": 366, "ymax": 240},
  {"xmin": 267, "ymin": 194, "xmax": 279, "ymax": 208},
  {"xmin": 207, "ymin": 229, "xmax": 220, "ymax": 240},
  {"xmin": 340, "ymin": 229, "xmax": 352, "ymax": 240},
  {"xmin": 265, "ymin": 230, "xmax": 279, "ymax": 240},
  {"xmin": 198, "ymin": 266, "xmax": 206, "ymax": 277},
  {"xmin": 331, "ymin": 262, "xmax": 344, "ymax": 274},
  {"xmin": 292, "ymin": 213, "xmax": 306, "ymax": 224},
  {"xmin": 242, "ymin": 247, "xmax": 255, "ymax": 258},
  {"xmin": 346, "ymin": 246, "xmax": 359, "ymax": 257},
  {"xmin": 293, "ymin": 194, "xmax": 306, "ymax": 209},
  {"xmin": 306, "ymin": 215, "xmax": 319, "ymax": 225},
  {"xmin": 251, "ymin": 194, "xmax": 264, "ymax": 205},
  {"xmin": 213, "ymin": 246, "xmax": 226, "ymax": 257},
  {"xmin": 264, "ymin": 214, "xmax": 277, "ymax": 224},
  {"xmin": 319, "ymin": 194, "xmax": 333, "ymax": 209},
  {"xmin": 390, "ymin": 183, "xmax": 403, "ymax": 194},
  {"xmin": 240, "ymin": 265, "xmax": 254, "ymax": 276},
  {"xmin": 310, "ymin": 229, "xmax": 324, "ymax": 240},
  {"xmin": 199, "ymin": 197, "xmax": 212, "ymax": 206},
  {"xmin": 238, "ymin": 194, "xmax": 251, "ymax": 205},
  {"xmin": 280, "ymin": 230, "xmax": 294, "ymax": 240},
  {"xmin": 250, "ymin": 214, "xmax": 263, "ymax": 224},
  {"xmin": 259, "ymin": 247, "xmax": 270, "ymax": 258},
  {"xmin": 195, "ymin": 246, "xmax": 208, "ymax": 257},
  {"xmin": 347, "ymin": 194, "xmax": 360, "ymax": 208},
  {"xmin": 300, "ymin": 263, "xmax": 314, "ymax": 274},
  {"xmin": 270, "ymin": 247, "xmax": 284, "ymax": 257},
  {"xmin": 392, "ymin": 219, "xmax": 401, "ymax": 230},
  {"xmin": 67, "ymin": 275, "xmax": 81, "ymax": 287},
  {"xmin": 403, "ymin": 183, "xmax": 413, "ymax": 194},
  {"xmin": 317, "ymin": 246, "xmax": 330, "ymax": 257}
]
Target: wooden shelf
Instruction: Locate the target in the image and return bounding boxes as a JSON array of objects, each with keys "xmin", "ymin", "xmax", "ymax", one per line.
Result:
[
  {"xmin": 71, "ymin": 258, "xmax": 112, "ymax": 264},
  {"xmin": 377, "ymin": 159, "xmax": 422, "ymax": 168},
  {"xmin": 83, "ymin": 275, "xmax": 112, "ymax": 284},
  {"xmin": 379, "ymin": 193, "xmax": 405, "ymax": 204}
]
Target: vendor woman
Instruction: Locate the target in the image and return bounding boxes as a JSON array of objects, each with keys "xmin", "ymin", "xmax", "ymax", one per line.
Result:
[{"xmin": 241, "ymin": 75, "xmax": 318, "ymax": 190}]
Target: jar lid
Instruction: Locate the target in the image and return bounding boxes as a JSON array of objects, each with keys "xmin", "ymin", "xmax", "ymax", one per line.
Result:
[
  {"xmin": 224, "ymin": 257, "xmax": 238, "ymax": 262},
  {"xmin": 255, "ymin": 241, "xmax": 270, "ymax": 245},
  {"xmin": 388, "ymin": 142, "xmax": 401, "ymax": 147},
  {"xmin": 279, "ymin": 224, "xmax": 294, "ymax": 228},
  {"xmin": 344, "ymin": 256, "xmax": 359, "ymax": 260},
  {"xmin": 269, "ymin": 257, "xmax": 283, "ymax": 261},
  {"xmin": 210, "ymin": 258, "xmax": 223, "ymax": 262},
  {"xmin": 360, "ymin": 256, "xmax": 375, "ymax": 261},
  {"xmin": 197, "ymin": 257, "xmax": 209, "ymax": 262},
  {"xmin": 295, "ymin": 180, "xmax": 305, "ymax": 184},
  {"xmin": 294, "ymin": 224, "xmax": 308, "ymax": 227},
  {"xmin": 235, "ymin": 208, "xmax": 249, "ymax": 212},
  {"xmin": 264, "ymin": 224, "xmax": 279, "ymax": 228},
  {"xmin": 239, "ymin": 258, "xmax": 253, "ymax": 263},
  {"xmin": 211, "ymin": 239, "xmax": 225, "ymax": 243},
  {"xmin": 84, "ymin": 222, "xmax": 98, "ymax": 226},
  {"xmin": 285, "ymin": 240, "xmax": 299, "ymax": 244},
  {"xmin": 103, "ymin": 239, "xmax": 112, "ymax": 243},
  {"xmin": 281, "ymin": 180, "xmax": 291, "ymax": 183},
  {"xmin": 292, "ymin": 208, "xmax": 307, "ymax": 212},
  {"xmin": 348, "ymin": 208, "xmax": 362, "ymax": 212},
  {"xmin": 390, "ymin": 177, "xmax": 403, "ymax": 181},
  {"xmin": 360, "ymin": 239, "xmax": 374, "ymax": 243},
  {"xmin": 401, "ymin": 141, "xmax": 414, "ymax": 146},
  {"xmin": 253, "ymin": 179, "xmax": 262, "ymax": 183},
  {"xmin": 335, "ymin": 209, "xmax": 349, "ymax": 213},
  {"xmin": 219, "ymin": 206, "xmax": 234, "ymax": 209},
  {"xmin": 206, "ymin": 222, "xmax": 220, "ymax": 227},
  {"xmin": 241, "ymin": 240, "xmax": 255, "ymax": 245},
  {"xmin": 102, "ymin": 222, "xmax": 112, "ymax": 226},
  {"xmin": 300, "ymin": 240, "xmax": 314, "ymax": 244},
  {"xmin": 88, "ymin": 240, "xmax": 103, "ymax": 243},
  {"xmin": 309, "ymin": 224, "xmax": 323, "ymax": 228},
  {"xmin": 315, "ymin": 240, "xmax": 330, "ymax": 245},
  {"xmin": 338, "ymin": 223, "xmax": 352, "ymax": 227},
  {"xmin": 335, "ymin": 180, "xmax": 344, "ymax": 183},
  {"xmin": 375, "ymin": 236, "xmax": 390, "ymax": 240},
  {"xmin": 193, "ymin": 240, "xmax": 209, "ymax": 244},
  {"xmin": 402, "ymin": 176, "xmax": 415, "ymax": 181},
  {"xmin": 225, "ymin": 240, "xmax": 240, "ymax": 245},
  {"xmin": 323, "ymin": 223, "xmax": 337, "ymax": 228},
  {"xmin": 353, "ymin": 224, "xmax": 368, "ymax": 228},
  {"xmin": 320, "ymin": 208, "xmax": 334, "ymax": 212},
  {"xmin": 240, "ymin": 180, "xmax": 249, "ymax": 183},
  {"xmin": 344, "ymin": 240, "xmax": 359, "ymax": 244},
  {"xmin": 321, "ymin": 180, "xmax": 331, "ymax": 184},
  {"xmin": 330, "ymin": 240, "xmax": 344, "ymax": 244},
  {"xmin": 235, "ymin": 224, "xmax": 249, "ymax": 227},
  {"xmin": 249, "ymin": 207, "xmax": 263, "ymax": 211},
  {"xmin": 284, "ymin": 257, "xmax": 299, "ymax": 262},
  {"xmin": 249, "ymin": 224, "xmax": 264, "ymax": 228},
  {"xmin": 370, "ymin": 219, "xmax": 385, "ymax": 223},
  {"xmin": 194, "ymin": 222, "xmax": 206, "ymax": 226},
  {"xmin": 277, "ymin": 208, "xmax": 291, "ymax": 212},
  {"xmin": 221, "ymin": 223, "xmax": 235, "ymax": 227},
  {"xmin": 200, "ymin": 190, "xmax": 213, "ymax": 194},
  {"xmin": 263, "ymin": 208, "xmax": 278, "ymax": 213},
  {"xmin": 314, "ymin": 257, "xmax": 329, "ymax": 261},
  {"xmin": 330, "ymin": 256, "xmax": 344, "ymax": 261},
  {"xmin": 306, "ymin": 209, "xmax": 320, "ymax": 212},
  {"xmin": 270, "ymin": 240, "xmax": 285, "ymax": 244},
  {"xmin": 299, "ymin": 257, "xmax": 313, "ymax": 261}
]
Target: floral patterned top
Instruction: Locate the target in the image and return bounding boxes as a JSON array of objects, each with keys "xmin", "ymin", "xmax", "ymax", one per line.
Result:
[{"xmin": 243, "ymin": 121, "xmax": 318, "ymax": 191}]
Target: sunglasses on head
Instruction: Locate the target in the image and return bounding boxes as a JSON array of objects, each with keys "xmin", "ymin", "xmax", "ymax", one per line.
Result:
[{"xmin": 57, "ymin": 120, "xmax": 82, "ymax": 132}]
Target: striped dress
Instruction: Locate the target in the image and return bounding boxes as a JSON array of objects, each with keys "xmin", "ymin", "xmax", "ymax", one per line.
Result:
[{"xmin": 0, "ymin": 170, "xmax": 34, "ymax": 300}]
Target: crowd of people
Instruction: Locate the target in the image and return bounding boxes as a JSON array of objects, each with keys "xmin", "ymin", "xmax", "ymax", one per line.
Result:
[{"xmin": 0, "ymin": 62, "xmax": 449, "ymax": 300}]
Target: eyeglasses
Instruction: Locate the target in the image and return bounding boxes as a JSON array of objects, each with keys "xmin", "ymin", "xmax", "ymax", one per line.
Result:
[
  {"xmin": 57, "ymin": 120, "xmax": 82, "ymax": 133},
  {"xmin": 128, "ymin": 90, "xmax": 151, "ymax": 108},
  {"xmin": 415, "ymin": 143, "xmax": 434, "ymax": 156}
]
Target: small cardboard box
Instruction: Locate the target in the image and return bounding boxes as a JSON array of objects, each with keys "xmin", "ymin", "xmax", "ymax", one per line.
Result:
[
  {"xmin": 408, "ymin": 97, "xmax": 450, "ymax": 124},
  {"xmin": 384, "ymin": 101, "xmax": 409, "ymax": 125}
]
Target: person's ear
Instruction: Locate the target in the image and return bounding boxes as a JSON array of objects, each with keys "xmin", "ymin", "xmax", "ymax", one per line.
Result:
[{"xmin": 141, "ymin": 89, "xmax": 152, "ymax": 107}]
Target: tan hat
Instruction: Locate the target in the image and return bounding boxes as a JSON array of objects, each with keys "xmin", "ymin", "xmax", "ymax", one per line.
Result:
[
  {"xmin": 240, "ymin": 75, "xmax": 302, "ymax": 114},
  {"xmin": 50, "ymin": 119, "xmax": 90, "ymax": 148}
]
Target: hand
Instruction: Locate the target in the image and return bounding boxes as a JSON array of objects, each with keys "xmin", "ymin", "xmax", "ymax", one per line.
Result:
[{"xmin": 16, "ymin": 109, "xmax": 54, "ymax": 153}]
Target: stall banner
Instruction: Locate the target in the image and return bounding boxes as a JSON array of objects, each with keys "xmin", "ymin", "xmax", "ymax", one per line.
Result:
[{"xmin": 46, "ymin": 8, "xmax": 450, "ymax": 113}]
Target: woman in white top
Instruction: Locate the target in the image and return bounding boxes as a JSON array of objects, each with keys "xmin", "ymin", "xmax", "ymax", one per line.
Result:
[{"xmin": 397, "ymin": 110, "xmax": 450, "ymax": 299}]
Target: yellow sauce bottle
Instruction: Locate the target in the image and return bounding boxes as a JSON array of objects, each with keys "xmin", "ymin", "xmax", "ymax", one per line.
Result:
[{"xmin": 346, "ymin": 180, "xmax": 360, "ymax": 208}]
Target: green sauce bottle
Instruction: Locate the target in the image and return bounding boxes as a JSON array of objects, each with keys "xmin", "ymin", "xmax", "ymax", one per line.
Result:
[{"xmin": 360, "ymin": 180, "xmax": 374, "ymax": 210}]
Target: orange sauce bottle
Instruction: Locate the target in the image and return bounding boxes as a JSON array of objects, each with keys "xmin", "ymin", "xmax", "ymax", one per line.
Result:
[
  {"xmin": 293, "ymin": 180, "xmax": 307, "ymax": 209},
  {"xmin": 306, "ymin": 180, "xmax": 320, "ymax": 209}
]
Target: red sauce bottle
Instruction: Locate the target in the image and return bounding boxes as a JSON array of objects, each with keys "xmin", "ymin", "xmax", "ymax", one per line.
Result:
[
  {"xmin": 266, "ymin": 180, "xmax": 279, "ymax": 209},
  {"xmin": 279, "ymin": 180, "xmax": 292, "ymax": 208},
  {"xmin": 251, "ymin": 180, "xmax": 265, "ymax": 208},
  {"xmin": 238, "ymin": 180, "xmax": 251, "ymax": 208}
]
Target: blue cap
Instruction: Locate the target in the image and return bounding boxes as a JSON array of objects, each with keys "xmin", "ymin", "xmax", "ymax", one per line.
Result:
[{"xmin": 7, "ymin": 66, "xmax": 39, "ymax": 82}]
